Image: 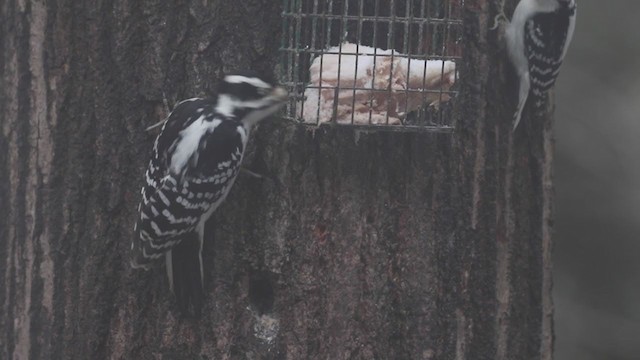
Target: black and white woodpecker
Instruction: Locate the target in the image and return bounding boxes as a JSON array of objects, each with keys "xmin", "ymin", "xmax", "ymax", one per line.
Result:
[
  {"xmin": 503, "ymin": 0, "xmax": 577, "ymax": 130},
  {"xmin": 131, "ymin": 72, "xmax": 288, "ymax": 314}
]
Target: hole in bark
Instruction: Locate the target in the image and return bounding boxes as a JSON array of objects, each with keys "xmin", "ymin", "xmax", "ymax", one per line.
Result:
[{"xmin": 249, "ymin": 270, "xmax": 275, "ymax": 315}]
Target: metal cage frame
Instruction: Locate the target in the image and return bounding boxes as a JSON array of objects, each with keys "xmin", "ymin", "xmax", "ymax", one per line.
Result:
[{"xmin": 280, "ymin": 0, "xmax": 464, "ymax": 132}]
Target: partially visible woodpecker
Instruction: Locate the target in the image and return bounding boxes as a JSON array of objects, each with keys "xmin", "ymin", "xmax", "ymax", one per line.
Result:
[
  {"xmin": 504, "ymin": 0, "xmax": 576, "ymax": 130},
  {"xmin": 131, "ymin": 72, "xmax": 288, "ymax": 315}
]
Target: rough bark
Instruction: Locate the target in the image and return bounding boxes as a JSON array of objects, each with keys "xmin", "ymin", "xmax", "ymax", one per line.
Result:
[{"xmin": 0, "ymin": 0, "xmax": 554, "ymax": 359}]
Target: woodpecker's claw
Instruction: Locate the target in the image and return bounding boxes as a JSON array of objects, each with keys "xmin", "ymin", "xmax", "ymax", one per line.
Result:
[
  {"xmin": 241, "ymin": 168, "xmax": 265, "ymax": 179},
  {"xmin": 145, "ymin": 120, "xmax": 165, "ymax": 131},
  {"xmin": 491, "ymin": 12, "xmax": 508, "ymax": 30}
]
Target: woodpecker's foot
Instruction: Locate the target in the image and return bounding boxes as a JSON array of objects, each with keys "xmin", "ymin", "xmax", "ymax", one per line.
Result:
[{"xmin": 145, "ymin": 92, "xmax": 172, "ymax": 131}]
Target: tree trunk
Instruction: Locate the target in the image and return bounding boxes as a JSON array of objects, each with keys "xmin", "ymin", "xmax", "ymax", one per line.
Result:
[{"xmin": 0, "ymin": 0, "xmax": 554, "ymax": 359}]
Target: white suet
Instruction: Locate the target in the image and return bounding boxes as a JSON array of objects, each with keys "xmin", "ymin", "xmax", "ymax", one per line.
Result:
[{"xmin": 299, "ymin": 43, "xmax": 457, "ymax": 125}]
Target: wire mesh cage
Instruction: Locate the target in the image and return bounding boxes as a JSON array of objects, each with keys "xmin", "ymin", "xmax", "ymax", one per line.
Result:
[{"xmin": 280, "ymin": 0, "xmax": 464, "ymax": 132}]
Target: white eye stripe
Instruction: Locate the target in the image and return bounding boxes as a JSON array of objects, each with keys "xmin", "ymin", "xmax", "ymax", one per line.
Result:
[
  {"xmin": 225, "ymin": 75, "xmax": 271, "ymax": 89},
  {"xmin": 215, "ymin": 94, "xmax": 274, "ymax": 116}
]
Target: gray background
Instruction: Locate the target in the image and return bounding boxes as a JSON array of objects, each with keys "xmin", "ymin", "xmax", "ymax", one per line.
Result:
[{"xmin": 554, "ymin": 0, "xmax": 640, "ymax": 358}]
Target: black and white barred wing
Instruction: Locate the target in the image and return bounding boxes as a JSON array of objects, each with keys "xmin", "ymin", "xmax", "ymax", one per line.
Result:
[
  {"xmin": 143, "ymin": 98, "xmax": 212, "ymax": 199},
  {"xmin": 131, "ymin": 99, "xmax": 246, "ymax": 269},
  {"xmin": 525, "ymin": 3, "xmax": 576, "ymax": 103}
]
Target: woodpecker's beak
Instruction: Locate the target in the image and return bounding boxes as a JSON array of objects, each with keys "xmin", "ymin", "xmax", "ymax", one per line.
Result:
[{"xmin": 271, "ymin": 86, "xmax": 288, "ymax": 102}]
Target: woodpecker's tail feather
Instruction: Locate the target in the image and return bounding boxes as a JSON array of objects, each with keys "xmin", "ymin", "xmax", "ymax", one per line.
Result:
[
  {"xmin": 512, "ymin": 107, "xmax": 524, "ymax": 131},
  {"xmin": 512, "ymin": 71, "xmax": 531, "ymax": 131},
  {"xmin": 513, "ymin": 90, "xmax": 549, "ymax": 131},
  {"xmin": 167, "ymin": 231, "xmax": 204, "ymax": 317}
]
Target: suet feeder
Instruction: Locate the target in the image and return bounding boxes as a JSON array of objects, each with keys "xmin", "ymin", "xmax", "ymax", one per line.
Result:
[{"xmin": 280, "ymin": 0, "xmax": 464, "ymax": 132}]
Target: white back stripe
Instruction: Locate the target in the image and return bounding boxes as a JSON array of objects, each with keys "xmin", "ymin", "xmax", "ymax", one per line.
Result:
[{"xmin": 170, "ymin": 117, "xmax": 221, "ymax": 175}]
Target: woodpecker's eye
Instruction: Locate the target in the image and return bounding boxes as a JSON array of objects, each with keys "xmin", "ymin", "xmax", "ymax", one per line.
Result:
[{"xmin": 257, "ymin": 87, "xmax": 270, "ymax": 97}]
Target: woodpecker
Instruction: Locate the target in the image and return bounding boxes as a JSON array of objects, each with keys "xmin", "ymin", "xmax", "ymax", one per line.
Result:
[
  {"xmin": 131, "ymin": 72, "xmax": 288, "ymax": 315},
  {"xmin": 504, "ymin": 0, "xmax": 576, "ymax": 130}
]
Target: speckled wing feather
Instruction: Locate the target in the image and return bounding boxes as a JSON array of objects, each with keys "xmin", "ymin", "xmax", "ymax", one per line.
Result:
[{"xmin": 525, "ymin": 2, "xmax": 576, "ymax": 104}]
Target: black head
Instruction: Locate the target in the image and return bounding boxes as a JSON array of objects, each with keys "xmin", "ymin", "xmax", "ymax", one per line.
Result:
[
  {"xmin": 218, "ymin": 71, "xmax": 279, "ymax": 103},
  {"xmin": 215, "ymin": 72, "xmax": 288, "ymax": 127}
]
